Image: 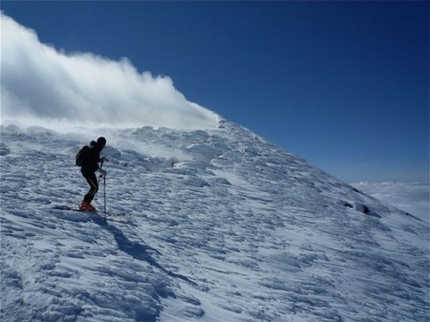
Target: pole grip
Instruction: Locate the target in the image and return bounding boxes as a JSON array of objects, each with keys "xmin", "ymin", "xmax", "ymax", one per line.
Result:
[{"xmin": 99, "ymin": 159, "xmax": 105, "ymax": 178}]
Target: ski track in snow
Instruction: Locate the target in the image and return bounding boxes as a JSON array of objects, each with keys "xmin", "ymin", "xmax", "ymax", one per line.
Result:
[{"xmin": 1, "ymin": 121, "xmax": 429, "ymax": 322}]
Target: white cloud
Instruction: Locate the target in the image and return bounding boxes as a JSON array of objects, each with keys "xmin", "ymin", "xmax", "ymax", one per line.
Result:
[
  {"xmin": 0, "ymin": 13, "xmax": 219, "ymax": 130},
  {"xmin": 352, "ymin": 181, "xmax": 429, "ymax": 222}
]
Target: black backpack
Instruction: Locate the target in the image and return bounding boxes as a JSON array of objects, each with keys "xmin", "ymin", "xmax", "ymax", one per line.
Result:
[{"xmin": 75, "ymin": 145, "xmax": 89, "ymax": 166}]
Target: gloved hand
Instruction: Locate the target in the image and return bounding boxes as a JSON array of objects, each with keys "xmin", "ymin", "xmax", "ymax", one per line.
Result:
[
  {"xmin": 98, "ymin": 169, "xmax": 107, "ymax": 176},
  {"xmin": 101, "ymin": 156, "xmax": 109, "ymax": 162}
]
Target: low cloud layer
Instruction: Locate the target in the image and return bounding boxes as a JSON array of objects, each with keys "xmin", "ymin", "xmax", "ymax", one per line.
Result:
[
  {"xmin": 353, "ymin": 181, "xmax": 429, "ymax": 222},
  {"xmin": 0, "ymin": 13, "xmax": 219, "ymax": 130}
]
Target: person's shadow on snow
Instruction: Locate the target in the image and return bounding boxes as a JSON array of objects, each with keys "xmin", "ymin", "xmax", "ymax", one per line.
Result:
[{"xmin": 90, "ymin": 215, "xmax": 196, "ymax": 286}]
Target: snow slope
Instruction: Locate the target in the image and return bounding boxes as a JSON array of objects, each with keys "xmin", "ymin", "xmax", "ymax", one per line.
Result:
[{"xmin": 1, "ymin": 119, "xmax": 428, "ymax": 322}]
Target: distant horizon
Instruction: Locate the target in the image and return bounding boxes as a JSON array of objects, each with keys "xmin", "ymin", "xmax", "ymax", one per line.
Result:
[
  {"xmin": 352, "ymin": 181, "xmax": 429, "ymax": 221},
  {"xmin": 1, "ymin": 2, "xmax": 428, "ymax": 183}
]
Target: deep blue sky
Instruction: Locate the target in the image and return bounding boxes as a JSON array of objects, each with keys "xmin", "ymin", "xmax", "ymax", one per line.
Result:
[{"xmin": 2, "ymin": 1, "xmax": 428, "ymax": 183}]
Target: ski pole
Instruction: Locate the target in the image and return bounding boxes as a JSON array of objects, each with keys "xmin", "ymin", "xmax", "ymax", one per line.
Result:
[
  {"xmin": 103, "ymin": 174, "xmax": 106, "ymax": 215},
  {"xmin": 99, "ymin": 160, "xmax": 107, "ymax": 219}
]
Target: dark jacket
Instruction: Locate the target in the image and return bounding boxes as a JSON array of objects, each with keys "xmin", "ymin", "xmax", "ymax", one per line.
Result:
[{"xmin": 81, "ymin": 141, "xmax": 103, "ymax": 175}]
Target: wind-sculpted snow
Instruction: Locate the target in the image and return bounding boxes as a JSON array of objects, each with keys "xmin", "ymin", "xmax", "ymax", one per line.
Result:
[{"xmin": 1, "ymin": 120, "xmax": 428, "ymax": 322}]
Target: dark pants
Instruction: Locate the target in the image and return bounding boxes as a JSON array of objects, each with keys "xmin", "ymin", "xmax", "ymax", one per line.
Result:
[{"xmin": 82, "ymin": 171, "xmax": 98, "ymax": 203}]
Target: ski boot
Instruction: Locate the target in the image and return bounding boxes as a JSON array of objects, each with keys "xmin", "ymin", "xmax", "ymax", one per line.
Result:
[{"xmin": 79, "ymin": 200, "xmax": 96, "ymax": 212}]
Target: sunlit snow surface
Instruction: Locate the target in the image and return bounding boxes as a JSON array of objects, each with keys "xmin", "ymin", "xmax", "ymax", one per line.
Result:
[{"xmin": 1, "ymin": 120, "xmax": 428, "ymax": 322}]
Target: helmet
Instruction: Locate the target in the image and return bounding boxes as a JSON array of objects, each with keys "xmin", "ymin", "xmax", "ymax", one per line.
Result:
[{"xmin": 97, "ymin": 137, "xmax": 106, "ymax": 147}]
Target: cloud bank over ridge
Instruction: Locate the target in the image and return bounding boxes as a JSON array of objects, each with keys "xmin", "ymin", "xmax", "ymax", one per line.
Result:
[{"xmin": 0, "ymin": 13, "xmax": 219, "ymax": 130}]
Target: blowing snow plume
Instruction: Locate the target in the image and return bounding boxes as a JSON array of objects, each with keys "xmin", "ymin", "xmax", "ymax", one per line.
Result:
[{"xmin": 0, "ymin": 13, "xmax": 219, "ymax": 130}]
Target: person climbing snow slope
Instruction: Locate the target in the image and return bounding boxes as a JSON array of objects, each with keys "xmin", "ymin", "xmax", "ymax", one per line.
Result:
[{"xmin": 77, "ymin": 137, "xmax": 107, "ymax": 211}]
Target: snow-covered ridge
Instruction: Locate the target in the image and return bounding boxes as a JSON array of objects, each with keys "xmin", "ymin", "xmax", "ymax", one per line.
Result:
[{"xmin": 1, "ymin": 120, "xmax": 428, "ymax": 322}]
